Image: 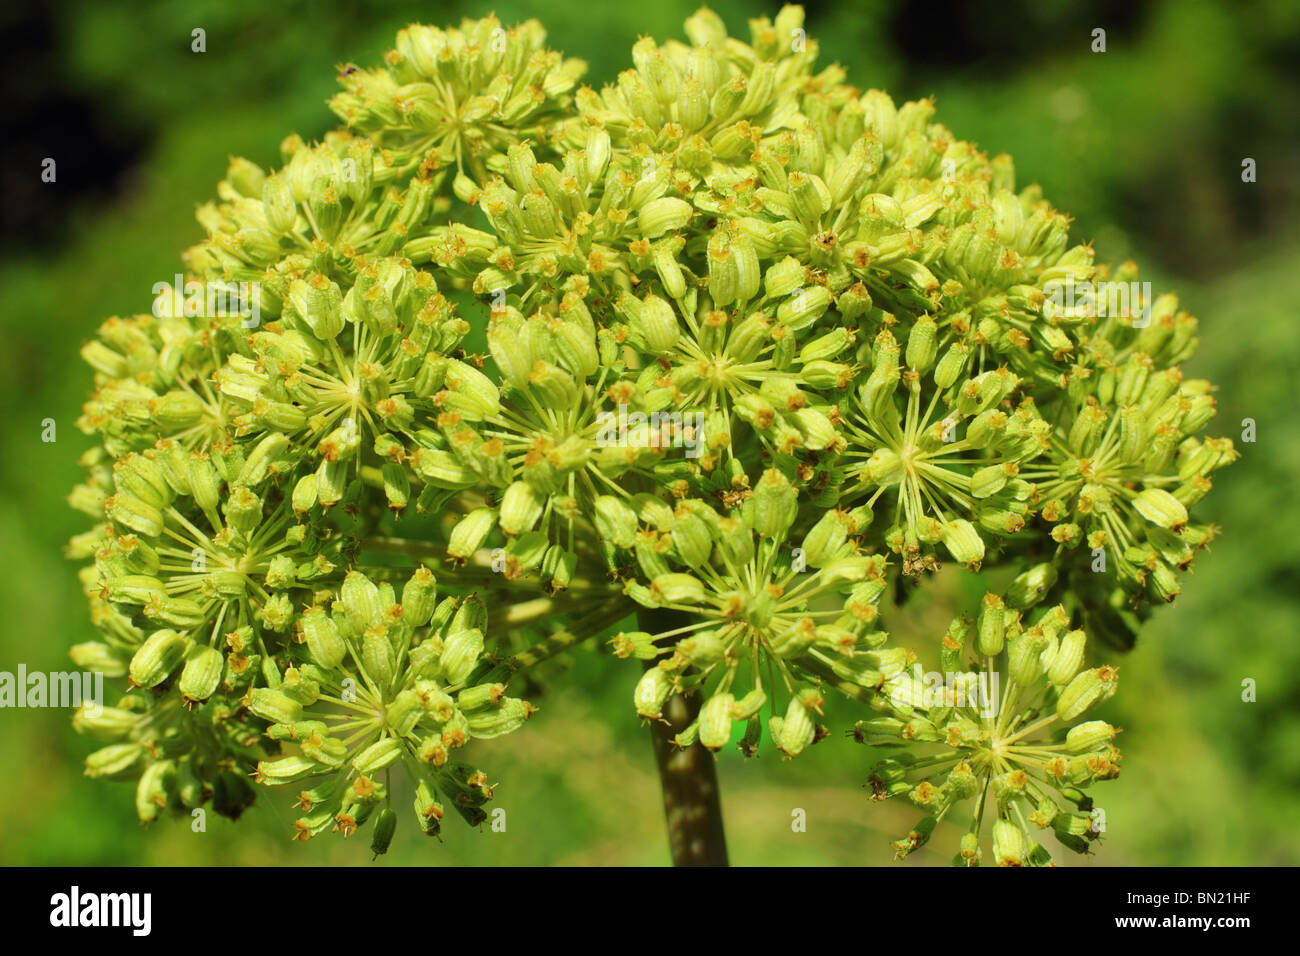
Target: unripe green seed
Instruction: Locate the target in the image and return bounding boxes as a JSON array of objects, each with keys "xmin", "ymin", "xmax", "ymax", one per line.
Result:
[
  {"xmin": 370, "ymin": 807, "xmax": 398, "ymax": 857},
  {"xmin": 72, "ymin": 705, "xmax": 138, "ymax": 742},
  {"xmin": 1047, "ymin": 629, "xmax": 1087, "ymax": 686},
  {"xmin": 905, "ymin": 315, "xmax": 938, "ymax": 371},
  {"xmin": 634, "ymin": 666, "xmax": 674, "ymax": 719},
  {"xmin": 248, "ymin": 687, "xmax": 305, "ymax": 725},
  {"xmin": 129, "ymin": 629, "xmax": 189, "ymax": 688},
  {"xmin": 354, "ymin": 738, "xmax": 404, "ymax": 775},
  {"xmin": 439, "ymin": 628, "xmax": 484, "ymax": 684},
  {"xmin": 85, "ymin": 743, "xmax": 145, "ymax": 780},
  {"xmin": 179, "ymin": 645, "xmax": 224, "ymax": 702},
  {"xmin": 699, "ymin": 692, "xmax": 735, "ymax": 750},
  {"xmin": 777, "ymin": 696, "xmax": 817, "ymax": 756},
  {"xmin": 992, "ymin": 819, "xmax": 1026, "ymax": 867},
  {"xmin": 1132, "ymin": 487, "xmax": 1189, "ymax": 530},
  {"xmin": 1057, "ymin": 666, "xmax": 1119, "ymax": 721},
  {"xmin": 341, "ymin": 571, "xmax": 384, "ymax": 633},
  {"xmin": 300, "ymin": 607, "xmax": 347, "ymax": 669},
  {"xmin": 1006, "ymin": 563, "xmax": 1058, "ymax": 609},
  {"xmin": 1066, "ymin": 720, "xmax": 1117, "ymax": 753},
  {"xmin": 976, "ymin": 593, "xmax": 1005, "ymax": 657},
  {"xmin": 499, "ymin": 481, "xmax": 544, "ymax": 536},
  {"xmin": 401, "ymin": 567, "xmax": 438, "ymax": 627},
  {"xmin": 593, "ymin": 495, "xmax": 639, "ymax": 550}
]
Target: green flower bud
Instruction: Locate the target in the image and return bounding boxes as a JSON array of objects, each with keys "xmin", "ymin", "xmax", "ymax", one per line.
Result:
[
  {"xmin": 788, "ymin": 170, "xmax": 830, "ymax": 222},
  {"xmin": 765, "ymin": 256, "xmax": 805, "ymax": 299},
  {"xmin": 381, "ymin": 462, "xmax": 410, "ymax": 512},
  {"xmin": 968, "ymin": 463, "xmax": 1009, "ymax": 499},
  {"xmin": 187, "ymin": 455, "xmax": 222, "ymax": 513},
  {"xmin": 585, "ymin": 128, "xmax": 612, "ymax": 185},
  {"xmin": 829, "ymin": 133, "xmax": 882, "ymax": 205},
  {"xmin": 540, "ymin": 544, "xmax": 577, "ymax": 591},
  {"xmin": 801, "ymin": 510, "xmax": 848, "ymax": 567},
  {"xmin": 731, "ymin": 687, "xmax": 767, "ymax": 721},
  {"xmin": 836, "ymin": 282, "xmax": 873, "ymax": 320},
  {"xmin": 891, "ymin": 815, "xmax": 938, "ymax": 860},
  {"xmin": 255, "ymin": 754, "xmax": 320, "ymax": 786},
  {"xmin": 379, "ymin": 691, "xmax": 421, "ymax": 738},
  {"xmin": 292, "ymin": 473, "xmax": 319, "ymax": 513},
  {"xmin": 290, "ymin": 275, "xmax": 344, "ymax": 340},
  {"xmin": 224, "ymin": 484, "xmax": 263, "ymax": 536},
  {"xmin": 939, "ymin": 618, "xmax": 969, "ymax": 673},
  {"xmin": 442, "ymin": 359, "xmax": 500, "ymax": 420}
]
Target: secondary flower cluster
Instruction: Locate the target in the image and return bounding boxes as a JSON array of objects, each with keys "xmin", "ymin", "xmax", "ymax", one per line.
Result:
[
  {"xmin": 857, "ymin": 596, "xmax": 1121, "ymax": 866},
  {"xmin": 68, "ymin": 6, "xmax": 1230, "ymax": 863}
]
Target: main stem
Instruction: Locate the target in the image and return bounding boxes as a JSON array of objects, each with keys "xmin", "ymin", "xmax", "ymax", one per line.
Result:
[{"xmin": 638, "ymin": 607, "xmax": 729, "ymax": 867}]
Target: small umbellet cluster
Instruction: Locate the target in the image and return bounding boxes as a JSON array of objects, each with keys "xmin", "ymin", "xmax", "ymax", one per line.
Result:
[{"xmin": 68, "ymin": 6, "xmax": 1232, "ymax": 864}]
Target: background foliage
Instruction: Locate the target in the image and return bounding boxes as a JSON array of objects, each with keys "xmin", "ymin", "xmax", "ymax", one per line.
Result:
[{"xmin": 1, "ymin": 0, "xmax": 1296, "ymax": 865}]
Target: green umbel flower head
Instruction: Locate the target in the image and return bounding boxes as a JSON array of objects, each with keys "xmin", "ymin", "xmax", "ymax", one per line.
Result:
[
  {"xmin": 857, "ymin": 596, "xmax": 1121, "ymax": 866},
  {"xmin": 68, "ymin": 6, "xmax": 1230, "ymax": 862}
]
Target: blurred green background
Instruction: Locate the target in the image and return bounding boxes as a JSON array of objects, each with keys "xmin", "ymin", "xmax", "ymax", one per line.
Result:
[{"xmin": 1, "ymin": 0, "xmax": 1297, "ymax": 866}]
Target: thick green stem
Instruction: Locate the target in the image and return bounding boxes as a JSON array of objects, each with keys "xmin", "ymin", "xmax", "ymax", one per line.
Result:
[{"xmin": 638, "ymin": 607, "xmax": 729, "ymax": 867}]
